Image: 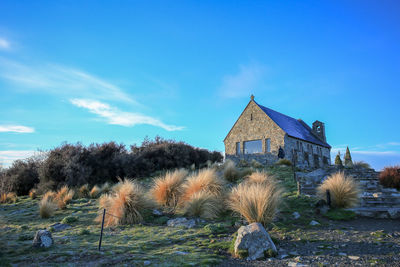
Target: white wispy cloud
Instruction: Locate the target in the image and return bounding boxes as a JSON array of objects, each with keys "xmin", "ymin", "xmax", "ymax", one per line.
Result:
[
  {"xmin": 219, "ymin": 63, "xmax": 267, "ymax": 98},
  {"xmin": 0, "ymin": 125, "xmax": 35, "ymax": 133},
  {"xmin": 0, "ymin": 59, "xmax": 135, "ymax": 103},
  {"xmin": 0, "ymin": 150, "xmax": 36, "ymax": 167},
  {"xmin": 70, "ymin": 98, "xmax": 184, "ymax": 131},
  {"xmin": 0, "ymin": 38, "xmax": 10, "ymax": 50}
]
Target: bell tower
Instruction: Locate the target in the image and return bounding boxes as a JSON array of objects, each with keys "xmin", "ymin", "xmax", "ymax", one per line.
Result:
[{"xmin": 312, "ymin": 120, "xmax": 326, "ymax": 142}]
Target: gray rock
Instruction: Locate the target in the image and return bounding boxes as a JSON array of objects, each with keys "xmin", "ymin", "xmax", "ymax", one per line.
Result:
[
  {"xmin": 309, "ymin": 220, "xmax": 320, "ymax": 226},
  {"xmin": 33, "ymin": 230, "xmax": 53, "ymax": 248},
  {"xmin": 174, "ymin": 251, "xmax": 189, "ymax": 255},
  {"xmin": 338, "ymin": 252, "xmax": 347, "ymax": 256},
  {"xmin": 152, "ymin": 209, "xmax": 162, "ymax": 216},
  {"xmin": 143, "ymin": 260, "xmax": 151, "ymax": 266},
  {"xmin": 280, "ymin": 254, "xmax": 289, "ymax": 259},
  {"xmin": 234, "ymin": 222, "xmax": 277, "ymax": 261},
  {"xmin": 288, "ymin": 262, "xmax": 308, "ymax": 267},
  {"xmin": 50, "ymin": 223, "xmax": 71, "ymax": 232},
  {"xmin": 296, "ymin": 169, "xmax": 327, "ymax": 183},
  {"xmin": 348, "ymin": 255, "xmax": 360, "ymax": 260},
  {"xmin": 167, "ymin": 217, "xmax": 196, "ymax": 229},
  {"xmin": 292, "ymin": 212, "xmax": 300, "ymax": 219}
]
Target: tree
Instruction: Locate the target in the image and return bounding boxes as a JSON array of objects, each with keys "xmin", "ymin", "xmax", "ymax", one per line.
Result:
[
  {"xmin": 335, "ymin": 151, "xmax": 343, "ymax": 167},
  {"xmin": 344, "ymin": 146, "xmax": 353, "ymax": 167}
]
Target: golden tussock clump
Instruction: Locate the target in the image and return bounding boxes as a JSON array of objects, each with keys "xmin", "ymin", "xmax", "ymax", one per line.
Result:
[
  {"xmin": 245, "ymin": 171, "xmax": 276, "ymax": 185},
  {"xmin": 79, "ymin": 184, "xmax": 90, "ymax": 198},
  {"xmin": 223, "ymin": 160, "xmax": 240, "ymax": 182},
  {"xmin": 100, "ymin": 182, "xmax": 111, "ymax": 195},
  {"xmin": 150, "ymin": 169, "xmax": 188, "ymax": 209},
  {"xmin": 317, "ymin": 172, "xmax": 360, "ymax": 208},
  {"xmin": 29, "ymin": 189, "xmax": 37, "ymax": 199},
  {"xmin": 96, "ymin": 179, "xmax": 151, "ymax": 227},
  {"xmin": 180, "ymin": 168, "xmax": 225, "ymax": 202},
  {"xmin": 89, "ymin": 185, "xmax": 101, "ymax": 199},
  {"xmin": 180, "ymin": 191, "xmax": 222, "ymax": 219},
  {"xmin": 228, "ymin": 177, "xmax": 283, "ymax": 227},
  {"xmin": 53, "ymin": 186, "xmax": 75, "ymax": 209},
  {"xmin": 39, "ymin": 198, "xmax": 57, "ymax": 218},
  {"xmin": 0, "ymin": 192, "xmax": 17, "ymax": 204}
]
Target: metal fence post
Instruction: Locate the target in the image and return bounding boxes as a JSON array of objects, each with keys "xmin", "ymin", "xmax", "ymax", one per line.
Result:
[{"xmin": 99, "ymin": 208, "xmax": 106, "ymax": 251}]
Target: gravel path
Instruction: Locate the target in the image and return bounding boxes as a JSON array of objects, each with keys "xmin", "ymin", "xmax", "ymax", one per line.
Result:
[{"xmin": 219, "ymin": 218, "xmax": 400, "ymax": 267}]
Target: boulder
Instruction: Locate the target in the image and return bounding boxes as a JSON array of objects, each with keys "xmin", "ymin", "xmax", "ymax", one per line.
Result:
[
  {"xmin": 234, "ymin": 222, "xmax": 277, "ymax": 260},
  {"xmin": 292, "ymin": 212, "xmax": 300, "ymax": 219},
  {"xmin": 167, "ymin": 217, "xmax": 196, "ymax": 229},
  {"xmin": 33, "ymin": 230, "xmax": 53, "ymax": 248},
  {"xmin": 50, "ymin": 223, "xmax": 71, "ymax": 232}
]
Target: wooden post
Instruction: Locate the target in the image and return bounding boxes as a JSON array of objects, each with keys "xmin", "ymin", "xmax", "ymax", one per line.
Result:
[{"xmin": 98, "ymin": 208, "xmax": 106, "ymax": 251}]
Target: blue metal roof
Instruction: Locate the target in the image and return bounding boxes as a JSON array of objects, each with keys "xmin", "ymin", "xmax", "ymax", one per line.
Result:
[{"xmin": 255, "ymin": 102, "xmax": 331, "ymax": 148}]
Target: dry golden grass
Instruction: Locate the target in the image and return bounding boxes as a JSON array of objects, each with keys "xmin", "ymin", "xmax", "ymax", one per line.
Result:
[
  {"xmin": 228, "ymin": 178, "xmax": 282, "ymax": 226},
  {"xmin": 223, "ymin": 160, "xmax": 240, "ymax": 182},
  {"xmin": 0, "ymin": 192, "xmax": 17, "ymax": 204},
  {"xmin": 79, "ymin": 184, "xmax": 90, "ymax": 198},
  {"xmin": 317, "ymin": 172, "xmax": 360, "ymax": 208},
  {"xmin": 181, "ymin": 168, "xmax": 225, "ymax": 202},
  {"xmin": 101, "ymin": 182, "xmax": 111, "ymax": 194},
  {"xmin": 246, "ymin": 171, "xmax": 275, "ymax": 185},
  {"xmin": 53, "ymin": 186, "xmax": 75, "ymax": 209},
  {"xmin": 89, "ymin": 185, "xmax": 101, "ymax": 199},
  {"xmin": 42, "ymin": 191, "xmax": 56, "ymax": 203},
  {"xmin": 96, "ymin": 179, "xmax": 150, "ymax": 227},
  {"xmin": 29, "ymin": 189, "xmax": 37, "ymax": 199},
  {"xmin": 39, "ymin": 198, "xmax": 57, "ymax": 218},
  {"xmin": 150, "ymin": 169, "xmax": 188, "ymax": 209},
  {"xmin": 180, "ymin": 191, "xmax": 222, "ymax": 219}
]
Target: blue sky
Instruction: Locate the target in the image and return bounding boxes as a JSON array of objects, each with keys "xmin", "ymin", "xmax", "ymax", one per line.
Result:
[{"xmin": 0, "ymin": 0, "xmax": 399, "ymax": 170}]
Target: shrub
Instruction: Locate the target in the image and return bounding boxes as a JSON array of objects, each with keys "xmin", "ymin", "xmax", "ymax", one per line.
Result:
[
  {"xmin": 180, "ymin": 191, "xmax": 222, "ymax": 219},
  {"xmin": 379, "ymin": 166, "xmax": 400, "ymax": 190},
  {"xmin": 0, "ymin": 192, "xmax": 17, "ymax": 203},
  {"xmin": 228, "ymin": 179, "xmax": 282, "ymax": 226},
  {"xmin": 245, "ymin": 171, "xmax": 276, "ymax": 185},
  {"xmin": 150, "ymin": 169, "xmax": 188, "ymax": 209},
  {"xmin": 39, "ymin": 198, "xmax": 57, "ymax": 218},
  {"xmin": 317, "ymin": 172, "xmax": 360, "ymax": 208},
  {"xmin": 181, "ymin": 168, "xmax": 225, "ymax": 202},
  {"xmin": 29, "ymin": 189, "xmax": 37, "ymax": 199},
  {"xmin": 89, "ymin": 185, "xmax": 101, "ymax": 198},
  {"xmin": 334, "ymin": 152, "xmax": 343, "ymax": 167},
  {"xmin": 237, "ymin": 160, "xmax": 249, "ymax": 168},
  {"xmin": 353, "ymin": 161, "xmax": 371, "ymax": 169},
  {"xmin": 96, "ymin": 179, "xmax": 151, "ymax": 226},
  {"xmin": 239, "ymin": 168, "xmax": 253, "ymax": 178},
  {"xmin": 276, "ymin": 159, "xmax": 292, "ymax": 166},
  {"xmin": 79, "ymin": 184, "xmax": 90, "ymax": 198},
  {"xmin": 62, "ymin": 216, "xmax": 78, "ymax": 224},
  {"xmin": 223, "ymin": 160, "xmax": 240, "ymax": 182}
]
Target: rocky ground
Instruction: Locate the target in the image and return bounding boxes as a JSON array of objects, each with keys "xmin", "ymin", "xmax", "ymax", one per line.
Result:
[{"xmin": 220, "ymin": 218, "xmax": 400, "ymax": 267}]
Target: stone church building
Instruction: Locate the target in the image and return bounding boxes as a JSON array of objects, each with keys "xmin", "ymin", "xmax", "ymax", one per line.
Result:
[{"xmin": 224, "ymin": 95, "xmax": 331, "ymax": 168}]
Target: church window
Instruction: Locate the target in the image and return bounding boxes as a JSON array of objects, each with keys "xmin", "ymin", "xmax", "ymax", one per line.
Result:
[
  {"xmin": 250, "ymin": 113, "xmax": 253, "ymax": 121},
  {"xmin": 244, "ymin": 139, "xmax": 262, "ymax": 154},
  {"xmin": 236, "ymin": 142, "xmax": 241, "ymax": 155},
  {"xmin": 265, "ymin": 138, "xmax": 271, "ymax": 152}
]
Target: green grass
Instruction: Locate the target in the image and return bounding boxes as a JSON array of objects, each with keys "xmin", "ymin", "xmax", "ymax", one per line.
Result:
[{"xmin": 323, "ymin": 209, "xmax": 357, "ymax": 221}]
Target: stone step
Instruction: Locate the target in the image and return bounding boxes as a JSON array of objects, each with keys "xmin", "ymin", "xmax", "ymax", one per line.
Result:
[{"xmin": 349, "ymin": 207, "xmax": 400, "ymax": 219}]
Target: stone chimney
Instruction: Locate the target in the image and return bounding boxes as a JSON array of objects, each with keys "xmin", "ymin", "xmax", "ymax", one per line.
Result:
[{"xmin": 312, "ymin": 120, "xmax": 326, "ymax": 142}]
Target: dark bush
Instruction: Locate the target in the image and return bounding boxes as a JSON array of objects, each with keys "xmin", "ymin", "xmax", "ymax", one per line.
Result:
[
  {"xmin": 379, "ymin": 166, "xmax": 400, "ymax": 190},
  {"xmin": 1, "ymin": 158, "xmax": 41, "ymax": 195}
]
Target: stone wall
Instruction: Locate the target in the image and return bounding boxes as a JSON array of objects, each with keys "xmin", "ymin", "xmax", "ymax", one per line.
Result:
[{"xmin": 224, "ymin": 100, "xmax": 286, "ymax": 156}]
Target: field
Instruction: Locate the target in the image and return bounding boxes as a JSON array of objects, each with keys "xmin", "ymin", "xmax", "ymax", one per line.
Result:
[{"xmin": 1, "ymin": 166, "xmax": 400, "ymax": 266}]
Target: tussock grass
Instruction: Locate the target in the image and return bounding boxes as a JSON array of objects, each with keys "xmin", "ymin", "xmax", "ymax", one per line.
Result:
[
  {"xmin": 96, "ymin": 179, "xmax": 151, "ymax": 226},
  {"xmin": 79, "ymin": 184, "xmax": 90, "ymax": 198},
  {"xmin": 150, "ymin": 169, "xmax": 188, "ymax": 209},
  {"xmin": 101, "ymin": 182, "xmax": 111, "ymax": 194},
  {"xmin": 228, "ymin": 177, "xmax": 283, "ymax": 226},
  {"xmin": 39, "ymin": 198, "xmax": 57, "ymax": 218},
  {"xmin": 317, "ymin": 172, "xmax": 360, "ymax": 208},
  {"xmin": 0, "ymin": 192, "xmax": 17, "ymax": 204},
  {"xmin": 89, "ymin": 185, "xmax": 101, "ymax": 199},
  {"xmin": 246, "ymin": 171, "xmax": 275, "ymax": 185},
  {"xmin": 180, "ymin": 191, "xmax": 222, "ymax": 219},
  {"xmin": 223, "ymin": 160, "xmax": 240, "ymax": 182},
  {"xmin": 29, "ymin": 189, "xmax": 37, "ymax": 199},
  {"xmin": 42, "ymin": 191, "xmax": 56, "ymax": 203},
  {"xmin": 54, "ymin": 186, "xmax": 75, "ymax": 209},
  {"xmin": 276, "ymin": 159, "xmax": 292, "ymax": 166},
  {"xmin": 181, "ymin": 168, "xmax": 225, "ymax": 202}
]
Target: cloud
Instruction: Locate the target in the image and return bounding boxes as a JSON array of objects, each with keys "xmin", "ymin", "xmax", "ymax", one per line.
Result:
[
  {"xmin": 219, "ymin": 63, "xmax": 267, "ymax": 98},
  {"xmin": 0, "ymin": 125, "xmax": 35, "ymax": 133},
  {"xmin": 70, "ymin": 98, "xmax": 184, "ymax": 131},
  {"xmin": 0, "ymin": 38, "xmax": 10, "ymax": 50},
  {"xmin": 0, "ymin": 59, "xmax": 135, "ymax": 103},
  {"xmin": 0, "ymin": 150, "xmax": 36, "ymax": 167}
]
